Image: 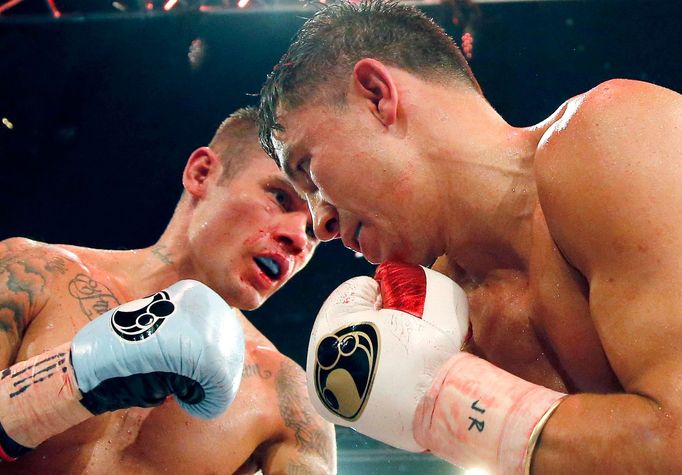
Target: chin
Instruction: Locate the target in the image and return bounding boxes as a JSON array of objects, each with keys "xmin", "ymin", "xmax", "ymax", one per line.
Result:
[
  {"xmin": 231, "ymin": 294, "xmax": 265, "ymax": 311},
  {"xmin": 361, "ymin": 246, "xmax": 385, "ymax": 265},
  {"xmin": 240, "ymin": 299, "xmax": 265, "ymax": 311},
  {"xmin": 364, "ymin": 255, "xmax": 382, "ymax": 265},
  {"xmin": 217, "ymin": 285, "xmax": 262, "ymax": 311}
]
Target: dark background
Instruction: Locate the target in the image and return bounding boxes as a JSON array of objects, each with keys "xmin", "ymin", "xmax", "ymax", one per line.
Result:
[{"xmin": 1, "ymin": 1, "xmax": 680, "ymax": 472}]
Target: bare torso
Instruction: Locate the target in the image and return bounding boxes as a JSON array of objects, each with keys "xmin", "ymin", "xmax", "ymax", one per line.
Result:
[
  {"xmin": 1, "ymin": 240, "xmax": 330, "ymax": 474},
  {"xmin": 436, "ymin": 205, "xmax": 622, "ymax": 395},
  {"xmin": 434, "ymin": 92, "xmax": 626, "ymax": 396}
]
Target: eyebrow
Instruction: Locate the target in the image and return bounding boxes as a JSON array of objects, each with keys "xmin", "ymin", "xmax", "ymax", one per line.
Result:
[
  {"xmin": 279, "ymin": 150, "xmax": 297, "ymax": 182},
  {"xmin": 270, "ymin": 131, "xmax": 294, "ymax": 177}
]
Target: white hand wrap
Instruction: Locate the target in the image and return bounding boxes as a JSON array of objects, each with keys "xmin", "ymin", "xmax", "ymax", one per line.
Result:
[
  {"xmin": 414, "ymin": 352, "xmax": 565, "ymax": 474},
  {"xmin": 0, "ymin": 343, "xmax": 91, "ymax": 459}
]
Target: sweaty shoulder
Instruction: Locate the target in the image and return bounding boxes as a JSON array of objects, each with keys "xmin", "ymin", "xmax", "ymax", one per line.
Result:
[
  {"xmin": 533, "ymin": 79, "xmax": 682, "ymax": 276},
  {"xmin": 0, "ymin": 237, "xmax": 121, "ymax": 325},
  {"xmin": 0, "ymin": 237, "xmax": 89, "ymax": 307},
  {"xmin": 535, "ymin": 79, "xmax": 681, "ymax": 177},
  {"xmin": 1, "ymin": 237, "xmax": 89, "ymax": 265}
]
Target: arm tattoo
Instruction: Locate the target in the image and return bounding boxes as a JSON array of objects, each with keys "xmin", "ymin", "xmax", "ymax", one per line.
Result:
[
  {"xmin": 0, "ymin": 249, "xmax": 63, "ymax": 352},
  {"xmin": 276, "ymin": 359, "xmax": 332, "ymax": 464},
  {"xmin": 1, "ymin": 255, "xmax": 47, "ymax": 310},
  {"xmin": 68, "ymin": 274, "xmax": 120, "ymax": 320},
  {"xmin": 45, "ymin": 257, "xmax": 67, "ymax": 275}
]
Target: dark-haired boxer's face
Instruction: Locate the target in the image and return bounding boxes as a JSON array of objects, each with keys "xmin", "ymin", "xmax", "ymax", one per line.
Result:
[
  {"xmin": 273, "ymin": 104, "xmax": 444, "ymax": 266},
  {"xmin": 189, "ymin": 147, "xmax": 317, "ymax": 310}
]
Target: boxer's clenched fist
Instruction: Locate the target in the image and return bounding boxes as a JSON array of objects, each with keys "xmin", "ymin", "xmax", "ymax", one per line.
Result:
[
  {"xmin": 0, "ymin": 280, "xmax": 244, "ymax": 461},
  {"xmin": 306, "ymin": 262, "xmax": 469, "ymax": 451},
  {"xmin": 72, "ymin": 279, "xmax": 244, "ymax": 418},
  {"xmin": 307, "ymin": 262, "xmax": 566, "ymax": 474}
]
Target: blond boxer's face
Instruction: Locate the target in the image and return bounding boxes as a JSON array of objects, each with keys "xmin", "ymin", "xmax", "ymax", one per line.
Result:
[
  {"xmin": 189, "ymin": 147, "xmax": 317, "ymax": 310},
  {"xmin": 273, "ymin": 103, "xmax": 444, "ymax": 266}
]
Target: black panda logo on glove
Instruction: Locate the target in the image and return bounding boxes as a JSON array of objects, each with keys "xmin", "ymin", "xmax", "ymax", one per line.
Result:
[
  {"xmin": 111, "ymin": 291, "xmax": 175, "ymax": 342},
  {"xmin": 314, "ymin": 323, "xmax": 379, "ymax": 421}
]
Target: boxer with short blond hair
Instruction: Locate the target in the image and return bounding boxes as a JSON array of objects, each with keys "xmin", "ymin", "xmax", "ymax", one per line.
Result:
[
  {"xmin": 0, "ymin": 107, "xmax": 336, "ymax": 474},
  {"xmin": 258, "ymin": 1, "xmax": 682, "ymax": 473}
]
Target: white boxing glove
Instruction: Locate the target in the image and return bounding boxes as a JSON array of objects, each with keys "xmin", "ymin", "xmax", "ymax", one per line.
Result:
[
  {"xmin": 306, "ymin": 261, "xmax": 469, "ymax": 452},
  {"xmin": 307, "ymin": 262, "xmax": 566, "ymax": 475}
]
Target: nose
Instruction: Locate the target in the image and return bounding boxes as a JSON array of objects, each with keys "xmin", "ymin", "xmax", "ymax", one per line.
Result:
[
  {"xmin": 275, "ymin": 211, "xmax": 313, "ymax": 256},
  {"xmin": 311, "ymin": 198, "xmax": 340, "ymax": 242}
]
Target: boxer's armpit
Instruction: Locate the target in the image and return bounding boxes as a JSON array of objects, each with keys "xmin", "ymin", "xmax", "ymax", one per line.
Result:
[{"xmin": 276, "ymin": 359, "xmax": 335, "ymax": 468}]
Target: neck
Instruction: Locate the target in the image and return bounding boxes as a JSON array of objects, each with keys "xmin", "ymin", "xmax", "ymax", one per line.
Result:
[
  {"xmin": 101, "ymin": 199, "xmax": 200, "ymax": 297},
  {"xmin": 427, "ymin": 101, "xmax": 547, "ymax": 280}
]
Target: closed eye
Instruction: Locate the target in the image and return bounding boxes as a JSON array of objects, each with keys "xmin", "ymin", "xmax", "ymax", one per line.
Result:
[
  {"xmin": 296, "ymin": 156, "xmax": 316, "ymax": 192},
  {"xmin": 298, "ymin": 156, "xmax": 310, "ymax": 174}
]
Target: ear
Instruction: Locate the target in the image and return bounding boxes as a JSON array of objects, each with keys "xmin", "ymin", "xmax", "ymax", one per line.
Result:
[
  {"xmin": 352, "ymin": 58, "xmax": 399, "ymax": 127},
  {"xmin": 182, "ymin": 146, "xmax": 220, "ymax": 198}
]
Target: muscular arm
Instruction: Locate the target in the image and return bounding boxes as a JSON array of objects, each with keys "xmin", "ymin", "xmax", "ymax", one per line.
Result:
[
  {"xmin": 534, "ymin": 79, "xmax": 682, "ymax": 473},
  {"xmin": 0, "ymin": 238, "xmax": 58, "ymax": 367},
  {"xmin": 259, "ymin": 358, "xmax": 336, "ymax": 475}
]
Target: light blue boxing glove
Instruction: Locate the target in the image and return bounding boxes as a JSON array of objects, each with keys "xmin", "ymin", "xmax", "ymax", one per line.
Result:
[{"xmin": 71, "ymin": 279, "xmax": 244, "ymax": 419}]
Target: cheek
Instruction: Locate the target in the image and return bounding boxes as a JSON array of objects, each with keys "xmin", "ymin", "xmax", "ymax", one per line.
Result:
[
  {"xmin": 198, "ymin": 200, "xmax": 261, "ymax": 245},
  {"xmin": 241, "ymin": 227, "xmax": 270, "ymax": 247},
  {"xmin": 313, "ymin": 141, "xmax": 364, "ymax": 185},
  {"xmin": 234, "ymin": 208, "xmax": 277, "ymax": 248},
  {"xmin": 392, "ymin": 163, "xmax": 416, "ymax": 193},
  {"xmin": 378, "ymin": 162, "xmax": 418, "ymax": 213}
]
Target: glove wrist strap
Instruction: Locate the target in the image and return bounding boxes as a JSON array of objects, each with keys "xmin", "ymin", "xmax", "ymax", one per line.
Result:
[{"xmin": 414, "ymin": 352, "xmax": 566, "ymax": 475}]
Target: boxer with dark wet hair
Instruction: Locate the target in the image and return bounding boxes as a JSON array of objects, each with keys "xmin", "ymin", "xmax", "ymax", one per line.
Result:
[
  {"xmin": 259, "ymin": 1, "xmax": 682, "ymax": 473},
  {"xmin": 0, "ymin": 107, "xmax": 336, "ymax": 474}
]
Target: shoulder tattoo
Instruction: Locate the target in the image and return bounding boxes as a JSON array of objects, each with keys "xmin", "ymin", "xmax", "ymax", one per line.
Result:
[
  {"xmin": 68, "ymin": 274, "xmax": 120, "ymax": 321},
  {"xmin": 0, "ymin": 244, "xmax": 69, "ymax": 344}
]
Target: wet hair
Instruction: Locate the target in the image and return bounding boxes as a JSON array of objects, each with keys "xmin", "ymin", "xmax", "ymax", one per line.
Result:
[
  {"xmin": 208, "ymin": 106, "xmax": 263, "ymax": 182},
  {"xmin": 258, "ymin": 0, "xmax": 478, "ymax": 162}
]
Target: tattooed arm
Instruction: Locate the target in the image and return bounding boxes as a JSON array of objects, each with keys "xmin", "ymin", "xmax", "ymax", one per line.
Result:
[
  {"xmin": 258, "ymin": 358, "xmax": 337, "ymax": 475},
  {"xmin": 0, "ymin": 238, "xmax": 58, "ymax": 368},
  {"xmin": 0, "ymin": 238, "xmax": 93, "ymax": 461}
]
